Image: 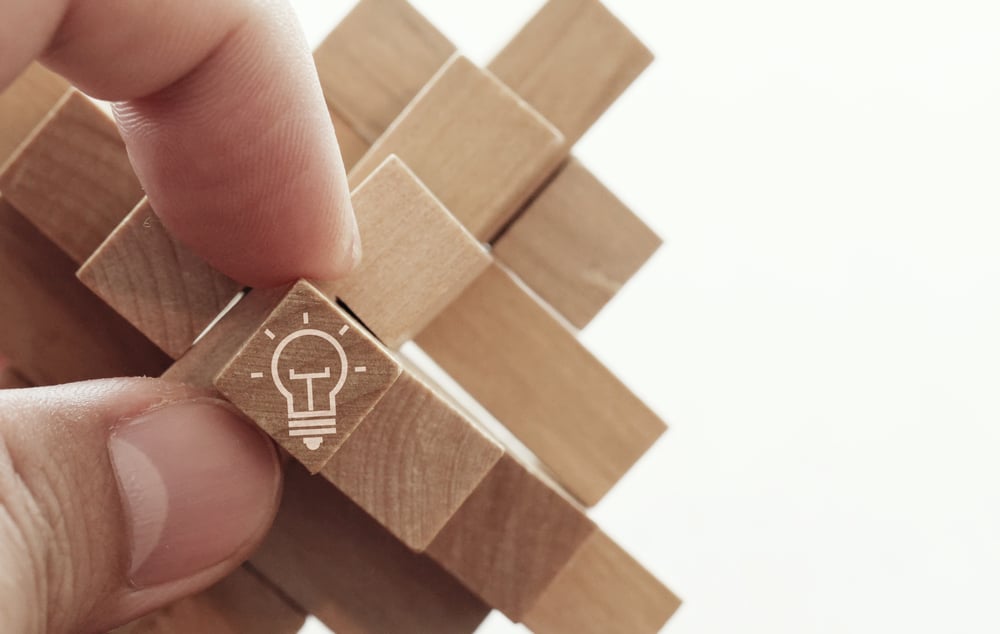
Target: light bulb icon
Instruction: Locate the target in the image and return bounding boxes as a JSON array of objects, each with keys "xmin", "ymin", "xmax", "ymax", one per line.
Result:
[{"xmin": 249, "ymin": 311, "xmax": 368, "ymax": 451}]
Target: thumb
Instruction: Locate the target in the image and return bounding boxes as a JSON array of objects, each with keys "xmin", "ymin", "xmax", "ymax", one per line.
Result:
[{"xmin": 0, "ymin": 378, "xmax": 281, "ymax": 633}]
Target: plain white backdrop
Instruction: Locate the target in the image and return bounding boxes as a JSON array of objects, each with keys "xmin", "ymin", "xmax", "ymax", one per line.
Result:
[{"xmin": 287, "ymin": 1, "xmax": 1000, "ymax": 632}]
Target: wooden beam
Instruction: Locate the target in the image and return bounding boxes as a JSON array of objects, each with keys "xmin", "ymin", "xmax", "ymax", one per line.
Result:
[
  {"xmin": 348, "ymin": 55, "xmax": 565, "ymax": 242},
  {"xmin": 0, "ymin": 63, "xmax": 69, "ymax": 163},
  {"xmin": 488, "ymin": 0, "xmax": 654, "ymax": 147},
  {"xmin": 111, "ymin": 566, "xmax": 306, "ymax": 634},
  {"xmin": 415, "ymin": 262, "xmax": 666, "ymax": 506},
  {"xmin": 251, "ymin": 461, "xmax": 491, "ymax": 634},
  {"xmin": 321, "ymin": 156, "xmax": 491, "ymax": 348},
  {"xmin": 0, "ymin": 197, "xmax": 169, "ymax": 385},
  {"xmin": 523, "ymin": 529, "xmax": 682, "ymax": 633},
  {"xmin": 313, "ymin": 0, "xmax": 457, "ymax": 144},
  {"xmin": 492, "ymin": 157, "xmax": 662, "ymax": 328},
  {"xmin": 77, "ymin": 199, "xmax": 243, "ymax": 359},
  {"xmin": 0, "ymin": 90, "xmax": 142, "ymax": 264}
]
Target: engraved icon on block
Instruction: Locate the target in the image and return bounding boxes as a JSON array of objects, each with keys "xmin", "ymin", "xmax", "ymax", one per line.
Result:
[{"xmin": 215, "ymin": 281, "xmax": 401, "ymax": 473}]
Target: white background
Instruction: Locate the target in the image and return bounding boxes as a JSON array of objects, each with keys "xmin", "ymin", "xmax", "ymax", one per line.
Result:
[{"xmin": 289, "ymin": 1, "xmax": 1000, "ymax": 632}]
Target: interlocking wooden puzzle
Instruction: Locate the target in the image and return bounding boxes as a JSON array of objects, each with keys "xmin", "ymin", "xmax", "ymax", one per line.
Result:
[{"xmin": 0, "ymin": 0, "xmax": 680, "ymax": 631}]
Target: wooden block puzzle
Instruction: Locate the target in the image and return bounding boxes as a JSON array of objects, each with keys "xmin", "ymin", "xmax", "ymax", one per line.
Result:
[{"xmin": 0, "ymin": 1, "xmax": 680, "ymax": 631}]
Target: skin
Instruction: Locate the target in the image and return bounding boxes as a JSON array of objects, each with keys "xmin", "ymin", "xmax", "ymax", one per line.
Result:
[{"xmin": 0, "ymin": 0, "xmax": 358, "ymax": 631}]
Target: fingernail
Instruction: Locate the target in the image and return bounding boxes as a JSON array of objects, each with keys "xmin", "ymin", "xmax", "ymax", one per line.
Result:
[{"xmin": 108, "ymin": 400, "xmax": 280, "ymax": 588}]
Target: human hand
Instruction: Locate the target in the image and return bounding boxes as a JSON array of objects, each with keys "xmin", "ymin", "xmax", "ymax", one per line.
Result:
[{"xmin": 0, "ymin": 0, "xmax": 358, "ymax": 631}]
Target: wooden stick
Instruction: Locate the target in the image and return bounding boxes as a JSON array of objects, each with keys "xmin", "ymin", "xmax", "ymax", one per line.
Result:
[
  {"xmin": 348, "ymin": 55, "xmax": 566, "ymax": 242},
  {"xmin": 313, "ymin": 0, "xmax": 456, "ymax": 144},
  {"xmin": 0, "ymin": 63, "xmax": 69, "ymax": 163},
  {"xmin": 0, "ymin": 90, "xmax": 143, "ymax": 264},
  {"xmin": 492, "ymin": 157, "xmax": 663, "ymax": 328},
  {"xmin": 415, "ymin": 261, "xmax": 666, "ymax": 506},
  {"xmin": 488, "ymin": 0, "xmax": 654, "ymax": 147}
]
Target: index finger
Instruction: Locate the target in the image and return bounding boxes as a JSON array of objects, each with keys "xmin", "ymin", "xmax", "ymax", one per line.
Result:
[{"xmin": 1, "ymin": 0, "xmax": 359, "ymax": 287}]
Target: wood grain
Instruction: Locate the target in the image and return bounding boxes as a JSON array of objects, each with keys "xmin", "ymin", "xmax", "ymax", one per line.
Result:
[
  {"xmin": 0, "ymin": 90, "xmax": 142, "ymax": 264},
  {"xmin": 0, "ymin": 197, "xmax": 170, "ymax": 385},
  {"xmin": 488, "ymin": 0, "xmax": 654, "ymax": 146},
  {"xmin": 313, "ymin": 0, "xmax": 456, "ymax": 143},
  {"xmin": 77, "ymin": 198, "xmax": 243, "ymax": 359},
  {"xmin": 214, "ymin": 281, "xmax": 401, "ymax": 473},
  {"xmin": 0, "ymin": 63, "xmax": 69, "ymax": 164},
  {"xmin": 348, "ymin": 55, "xmax": 566, "ymax": 242},
  {"xmin": 492, "ymin": 157, "xmax": 662, "ymax": 328},
  {"xmin": 416, "ymin": 262, "xmax": 666, "ymax": 506},
  {"xmin": 321, "ymin": 156, "xmax": 491, "ymax": 348},
  {"xmin": 523, "ymin": 529, "xmax": 682, "ymax": 633},
  {"xmin": 111, "ymin": 566, "xmax": 305, "ymax": 634},
  {"xmin": 323, "ymin": 370, "xmax": 503, "ymax": 550},
  {"xmin": 251, "ymin": 461, "xmax": 492, "ymax": 634},
  {"xmin": 426, "ymin": 453, "xmax": 596, "ymax": 621}
]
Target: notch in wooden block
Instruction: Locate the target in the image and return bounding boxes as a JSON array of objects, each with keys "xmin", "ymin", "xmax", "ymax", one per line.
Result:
[
  {"xmin": 214, "ymin": 281, "xmax": 401, "ymax": 472},
  {"xmin": 427, "ymin": 453, "xmax": 596, "ymax": 621},
  {"xmin": 489, "ymin": 0, "xmax": 654, "ymax": 146},
  {"xmin": 323, "ymin": 369, "xmax": 504, "ymax": 551},
  {"xmin": 0, "ymin": 63, "xmax": 69, "ymax": 163},
  {"xmin": 416, "ymin": 262, "xmax": 666, "ymax": 506},
  {"xmin": 78, "ymin": 198, "xmax": 243, "ymax": 359},
  {"xmin": 0, "ymin": 90, "xmax": 142, "ymax": 264},
  {"xmin": 314, "ymin": 0, "xmax": 456, "ymax": 143},
  {"xmin": 492, "ymin": 157, "xmax": 662, "ymax": 328},
  {"xmin": 523, "ymin": 530, "xmax": 682, "ymax": 633},
  {"xmin": 321, "ymin": 156, "xmax": 491, "ymax": 348},
  {"xmin": 349, "ymin": 55, "xmax": 566, "ymax": 242}
]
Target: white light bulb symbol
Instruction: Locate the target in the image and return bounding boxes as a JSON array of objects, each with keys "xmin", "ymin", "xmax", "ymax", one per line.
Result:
[{"xmin": 270, "ymin": 316, "xmax": 348, "ymax": 451}]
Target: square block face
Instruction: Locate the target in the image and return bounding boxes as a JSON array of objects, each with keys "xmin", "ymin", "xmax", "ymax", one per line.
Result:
[
  {"xmin": 348, "ymin": 55, "xmax": 566, "ymax": 242},
  {"xmin": 0, "ymin": 63, "xmax": 69, "ymax": 164},
  {"xmin": 322, "ymin": 156, "xmax": 490, "ymax": 348},
  {"xmin": 215, "ymin": 281, "xmax": 401, "ymax": 473},
  {"xmin": 492, "ymin": 157, "xmax": 662, "ymax": 328}
]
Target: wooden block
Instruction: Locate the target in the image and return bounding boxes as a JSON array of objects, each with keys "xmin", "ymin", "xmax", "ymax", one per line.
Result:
[
  {"xmin": 492, "ymin": 157, "xmax": 662, "ymax": 328},
  {"xmin": 0, "ymin": 90, "xmax": 142, "ymax": 264},
  {"xmin": 322, "ymin": 369, "xmax": 503, "ymax": 550},
  {"xmin": 426, "ymin": 453, "xmax": 596, "ymax": 621},
  {"xmin": 314, "ymin": 0, "xmax": 456, "ymax": 143},
  {"xmin": 348, "ymin": 55, "xmax": 565, "ymax": 242},
  {"xmin": 0, "ymin": 197, "xmax": 170, "ymax": 385},
  {"xmin": 321, "ymin": 156, "xmax": 491, "ymax": 348},
  {"xmin": 251, "ymin": 461, "xmax": 491, "ymax": 634},
  {"xmin": 415, "ymin": 262, "xmax": 666, "ymax": 506},
  {"xmin": 112, "ymin": 566, "xmax": 305, "ymax": 634},
  {"xmin": 523, "ymin": 529, "xmax": 682, "ymax": 633},
  {"xmin": 488, "ymin": 0, "xmax": 654, "ymax": 146},
  {"xmin": 214, "ymin": 281, "xmax": 401, "ymax": 473},
  {"xmin": 77, "ymin": 198, "xmax": 243, "ymax": 359},
  {"xmin": 0, "ymin": 63, "xmax": 70, "ymax": 163},
  {"xmin": 330, "ymin": 107, "xmax": 371, "ymax": 171}
]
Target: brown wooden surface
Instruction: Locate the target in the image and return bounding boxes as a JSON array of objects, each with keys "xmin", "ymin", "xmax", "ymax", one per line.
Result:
[
  {"xmin": 0, "ymin": 63, "xmax": 69, "ymax": 164},
  {"xmin": 313, "ymin": 0, "xmax": 456, "ymax": 143},
  {"xmin": 488, "ymin": 0, "xmax": 654, "ymax": 147},
  {"xmin": 524, "ymin": 529, "xmax": 682, "ymax": 633},
  {"xmin": 348, "ymin": 55, "xmax": 565, "ymax": 242},
  {"xmin": 77, "ymin": 199, "xmax": 243, "ymax": 359},
  {"xmin": 323, "ymin": 370, "xmax": 503, "ymax": 550},
  {"xmin": 416, "ymin": 262, "xmax": 666, "ymax": 506},
  {"xmin": 252, "ymin": 461, "xmax": 492, "ymax": 634},
  {"xmin": 111, "ymin": 566, "xmax": 306, "ymax": 634},
  {"xmin": 322, "ymin": 156, "xmax": 491, "ymax": 348},
  {"xmin": 0, "ymin": 197, "xmax": 170, "ymax": 385},
  {"xmin": 493, "ymin": 157, "xmax": 662, "ymax": 328},
  {"xmin": 426, "ymin": 453, "xmax": 596, "ymax": 621},
  {"xmin": 215, "ymin": 281, "xmax": 401, "ymax": 473},
  {"xmin": 0, "ymin": 90, "xmax": 142, "ymax": 264},
  {"xmin": 330, "ymin": 107, "xmax": 371, "ymax": 171},
  {"xmin": 0, "ymin": 366, "xmax": 30, "ymax": 389}
]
